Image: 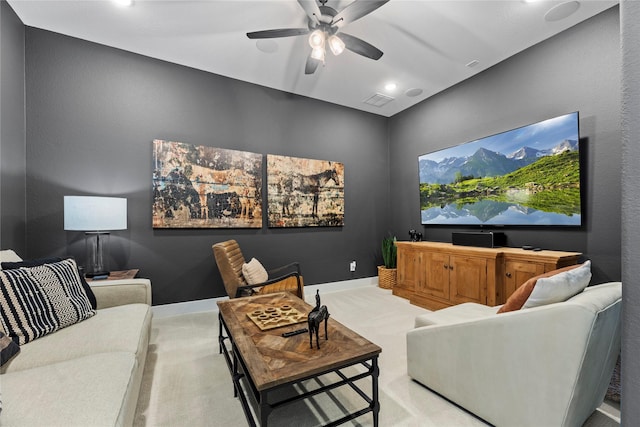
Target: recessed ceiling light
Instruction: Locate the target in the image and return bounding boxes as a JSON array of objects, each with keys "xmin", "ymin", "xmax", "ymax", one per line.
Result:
[
  {"xmin": 385, "ymin": 82, "xmax": 397, "ymax": 92},
  {"xmin": 113, "ymin": 0, "xmax": 133, "ymax": 7},
  {"xmin": 545, "ymin": 1, "xmax": 580, "ymax": 22},
  {"xmin": 405, "ymin": 88, "xmax": 423, "ymax": 98}
]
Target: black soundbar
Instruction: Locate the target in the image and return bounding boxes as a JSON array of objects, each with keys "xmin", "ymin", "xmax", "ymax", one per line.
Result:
[{"xmin": 452, "ymin": 231, "xmax": 506, "ymax": 248}]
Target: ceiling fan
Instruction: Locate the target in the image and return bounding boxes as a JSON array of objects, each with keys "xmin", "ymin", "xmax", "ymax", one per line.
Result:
[{"xmin": 247, "ymin": 0, "xmax": 389, "ymax": 75}]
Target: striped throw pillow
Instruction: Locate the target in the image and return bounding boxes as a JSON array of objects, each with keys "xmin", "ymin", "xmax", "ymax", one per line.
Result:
[{"xmin": 0, "ymin": 258, "xmax": 96, "ymax": 345}]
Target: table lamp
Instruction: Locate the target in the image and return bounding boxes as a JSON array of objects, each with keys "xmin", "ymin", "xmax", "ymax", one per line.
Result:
[{"xmin": 64, "ymin": 196, "xmax": 127, "ymax": 278}]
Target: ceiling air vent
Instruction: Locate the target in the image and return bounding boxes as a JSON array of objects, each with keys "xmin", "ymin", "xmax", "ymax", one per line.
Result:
[{"xmin": 363, "ymin": 93, "xmax": 395, "ymax": 108}]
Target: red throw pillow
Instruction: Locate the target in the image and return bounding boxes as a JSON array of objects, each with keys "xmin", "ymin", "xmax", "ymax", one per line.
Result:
[{"xmin": 497, "ymin": 263, "xmax": 582, "ymax": 313}]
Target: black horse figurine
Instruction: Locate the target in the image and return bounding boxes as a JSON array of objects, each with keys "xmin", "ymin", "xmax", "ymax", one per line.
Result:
[{"xmin": 308, "ymin": 290, "xmax": 330, "ymax": 349}]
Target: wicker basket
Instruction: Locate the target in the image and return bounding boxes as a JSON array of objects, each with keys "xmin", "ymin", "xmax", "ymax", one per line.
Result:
[{"xmin": 377, "ymin": 266, "xmax": 397, "ymax": 289}]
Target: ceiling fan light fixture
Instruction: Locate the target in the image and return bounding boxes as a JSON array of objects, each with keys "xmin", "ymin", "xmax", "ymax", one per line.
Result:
[
  {"xmin": 309, "ymin": 30, "xmax": 325, "ymax": 49},
  {"xmin": 250, "ymin": 0, "xmax": 389, "ymax": 75},
  {"xmin": 328, "ymin": 35, "xmax": 345, "ymax": 56},
  {"xmin": 311, "ymin": 47, "xmax": 326, "ymax": 62}
]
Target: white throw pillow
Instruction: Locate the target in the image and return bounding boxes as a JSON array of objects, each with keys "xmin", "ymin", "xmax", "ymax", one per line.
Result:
[
  {"xmin": 522, "ymin": 260, "xmax": 591, "ymax": 309},
  {"xmin": 242, "ymin": 258, "xmax": 268, "ymax": 285}
]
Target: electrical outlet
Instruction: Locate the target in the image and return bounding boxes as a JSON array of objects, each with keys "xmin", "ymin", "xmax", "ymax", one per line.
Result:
[{"xmin": 350, "ymin": 261, "xmax": 356, "ymax": 272}]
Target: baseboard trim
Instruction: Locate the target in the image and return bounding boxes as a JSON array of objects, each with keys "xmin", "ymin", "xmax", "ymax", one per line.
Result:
[
  {"xmin": 152, "ymin": 276, "xmax": 379, "ymax": 318},
  {"xmin": 305, "ymin": 276, "xmax": 378, "ymax": 296}
]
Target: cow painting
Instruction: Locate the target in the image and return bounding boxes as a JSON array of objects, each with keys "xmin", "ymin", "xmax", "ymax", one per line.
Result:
[{"xmin": 152, "ymin": 140, "xmax": 262, "ymax": 228}]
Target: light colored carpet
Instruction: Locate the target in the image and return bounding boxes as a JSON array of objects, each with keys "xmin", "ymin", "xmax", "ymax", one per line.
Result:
[{"xmin": 133, "ymin": 285, "xmax": 619, "ymax": 426}]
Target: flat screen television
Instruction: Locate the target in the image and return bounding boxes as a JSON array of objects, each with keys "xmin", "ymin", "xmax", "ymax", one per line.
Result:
[{"xmin": 419, "ymin": 112, "xmax": 581, "ymax": 226}]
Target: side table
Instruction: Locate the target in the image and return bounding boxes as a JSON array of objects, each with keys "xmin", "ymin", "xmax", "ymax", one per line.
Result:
[{"xmin": 85, "ymin": 269, "xmax": 139, "ymax": 282}]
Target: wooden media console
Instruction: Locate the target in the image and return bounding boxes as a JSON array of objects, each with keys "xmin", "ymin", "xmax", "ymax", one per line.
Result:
[{"xmin": 394, "ymin": 241, "xmax": 581, "ymax": 311}]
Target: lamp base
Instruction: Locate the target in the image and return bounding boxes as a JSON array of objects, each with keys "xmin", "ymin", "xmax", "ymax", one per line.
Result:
[{"xmin": 85, "ymin": 231, "xmax": 111, "ymax": 278}]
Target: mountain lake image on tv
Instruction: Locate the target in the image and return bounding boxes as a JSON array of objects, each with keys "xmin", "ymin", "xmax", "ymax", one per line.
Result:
[{"xmin": 419, "ymin": 112, "xmax": 581, "ymax": 226}]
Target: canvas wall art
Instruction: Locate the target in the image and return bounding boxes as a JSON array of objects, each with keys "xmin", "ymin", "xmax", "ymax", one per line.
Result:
[
  {"xmin": 153, "ymin": 140, "xmax": 262, "ymax": 228},
  {"xmin": 267, "ymin": 154, "xmax": 344, "ymax": 227}
]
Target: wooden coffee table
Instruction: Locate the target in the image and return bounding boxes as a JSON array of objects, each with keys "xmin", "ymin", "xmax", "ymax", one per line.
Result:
[{"xmin": 217, "ymin": 292, "xmax": 382, "ymax": 426}]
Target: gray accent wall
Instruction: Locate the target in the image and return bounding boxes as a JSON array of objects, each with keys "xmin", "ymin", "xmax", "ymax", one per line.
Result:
[
  {"xmin": 17, "ymin": 8, "xmax": 623, "ymax": 297},
  {"xmin": 5, "ymin": 3, "xmax": 640, "ymax": 424},
  {"xmin": 0, "ymin": 0, "xmax": 26, "ymax": 253},
  {"xmin": 24, "ymin": 29, "xmax": 390, "ymax": 305},
  {"xmin": 388, "ymin": 7, "xmax": 621, "ymax": 286},
  {"xmin": 19, "ymin": 8, "xmax": 623, "ymax": 300},
  {"xmin": 621, "ymin": 1, "xmax": 640, "ymax": 422}
]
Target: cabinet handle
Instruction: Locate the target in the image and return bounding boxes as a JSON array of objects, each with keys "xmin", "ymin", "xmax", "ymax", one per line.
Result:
[
  {"xmin": 444, "ymin": 264, "xmax": 449, "ymax": 269},
  {"xmin": 449, "ymin": 265, "xmax": 454, "ymax": 270},
  {"xmin": 506, "ymin": 272, "xmax": 512, "ymax": 278}
]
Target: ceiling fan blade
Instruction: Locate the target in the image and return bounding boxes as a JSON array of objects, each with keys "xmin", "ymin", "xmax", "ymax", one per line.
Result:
[
  {"xmin": 305, "ymin": 54, "xmax": 320, "ymax": 75},
  {"xmin": 339, "ymin": 32, "xmax": 383, "ymax": 60},
  {"xmin": 332, "ymin": 0, "xmax": 390, "ymax": 28},
  {"xmin": 297, "ymin": 0, "xmax": 322, "ymax": 25},
  {"xmin": 247, "ymin": 28, "xmax": 309, "ymax": 39}
]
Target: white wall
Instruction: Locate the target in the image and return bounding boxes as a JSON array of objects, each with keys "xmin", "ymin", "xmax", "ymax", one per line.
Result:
[{"xmin": 620, "ymin": 1, "xmax": 640, "ymax": 423}]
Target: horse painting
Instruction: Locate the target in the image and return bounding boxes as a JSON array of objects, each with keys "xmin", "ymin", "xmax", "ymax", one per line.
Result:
[
  {"xmin": 267, "ymin": 155, "xmax": 344, "ymax": 227},
  {"xmin": 297, "ymin": 168, "xmax": 340, "ymax": 217},
  {"xmin": 152, "ymin": 140, "xmax": 262, "ymax": 229}
]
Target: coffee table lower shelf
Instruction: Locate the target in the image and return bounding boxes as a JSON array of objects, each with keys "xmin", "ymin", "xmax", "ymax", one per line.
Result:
[{"xmin": 218, "ymin": 313, "xmax": 380, "ymax": 427}]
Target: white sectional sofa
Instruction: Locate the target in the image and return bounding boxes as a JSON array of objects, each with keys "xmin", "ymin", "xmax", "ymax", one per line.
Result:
[
  {"xmin": 0, "ymin": 250, "xmax": 152, "ymax": 426},
  {"xmin": 407, "ymin": 281, "xmax": 622, "ymax": 427}
]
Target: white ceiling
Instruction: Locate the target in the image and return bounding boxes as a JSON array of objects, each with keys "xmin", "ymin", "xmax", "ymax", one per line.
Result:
[{"xmin": 8, "ymin": 0, "xmax": 617, "ymax": 117}]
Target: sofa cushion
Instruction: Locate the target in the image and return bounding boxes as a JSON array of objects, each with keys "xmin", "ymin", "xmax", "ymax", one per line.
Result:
[
  {"xmin": 0, "ymin": 258, "xmax": 96, "ymax": 345},
  {"xmin": 498, "ymin": 261, "xmax": 590, "ymax": 313},
  {"xmin": 415, "ymin": 302, "xmax": 498, "ymax": 328},
  {"xmin": 0, "ymin": 331, "xmax": 20, "ymax": 367},
  {"xmin": 90, "ymin": 278, "xmax": 152, "ymax": 309},
  {"xmin": 2, "ymin": 257, "xmax": 97, "ymax": 309},
  {"xmin": 1, "ymin": 352, "xmax": 138, "ymax": 426},
  {"xmin": 1, "ymin": 303, "xmax": 151, "ymax": 373},
  {"xmin": 242, "ymin": 257, "xmax": 268, "ymax": 285},
  {"xmin": 0, "ymin": 250, "xmax": 22, "ymax": 267}
]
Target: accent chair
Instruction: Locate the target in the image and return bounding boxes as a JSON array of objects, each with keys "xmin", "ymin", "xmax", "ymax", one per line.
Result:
[
  {"xmin": 212, "ymin": 239, "xmax": 304, "ymax": 299},
  {"xmin": 406, "ymin": 281, "xmax": 622, "ymax": 427}
]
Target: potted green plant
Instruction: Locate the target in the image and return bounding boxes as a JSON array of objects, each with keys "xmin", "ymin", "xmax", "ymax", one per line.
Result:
[{"xmin": 378, "ymin": 236, "xmax": 397, "ymax": 289}]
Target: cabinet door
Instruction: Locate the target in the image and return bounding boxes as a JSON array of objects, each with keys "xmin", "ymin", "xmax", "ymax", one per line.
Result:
[
  {"xmin": 420, "ymin": 252, "xmax": 450, "ymax": 300},
  {"xmin": 397, "ymin": 248, "xmax": 420, "ymax": 291},
  {"xmin": 504, "ymin": 261, "xmax": 545, "ymax": 298},
  {"xmin": 450, "ymin": 256, "xmax": 487, "ymax": 304}
]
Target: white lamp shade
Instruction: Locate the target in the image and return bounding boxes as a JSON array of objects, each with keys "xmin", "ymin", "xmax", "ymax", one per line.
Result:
[{"xmin": 64, "ymin": 196, "xmax": 127, "ymax": 231}]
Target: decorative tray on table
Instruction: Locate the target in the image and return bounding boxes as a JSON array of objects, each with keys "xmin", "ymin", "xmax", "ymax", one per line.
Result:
[{"xmin": 247, "ymin": 304, "xmax": 307, "ymax": 331}]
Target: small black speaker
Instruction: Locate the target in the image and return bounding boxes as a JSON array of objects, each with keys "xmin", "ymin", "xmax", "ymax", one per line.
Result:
[{"xmin": 452, "ymin": 231, "xmax": 506, "ymax": 248}]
